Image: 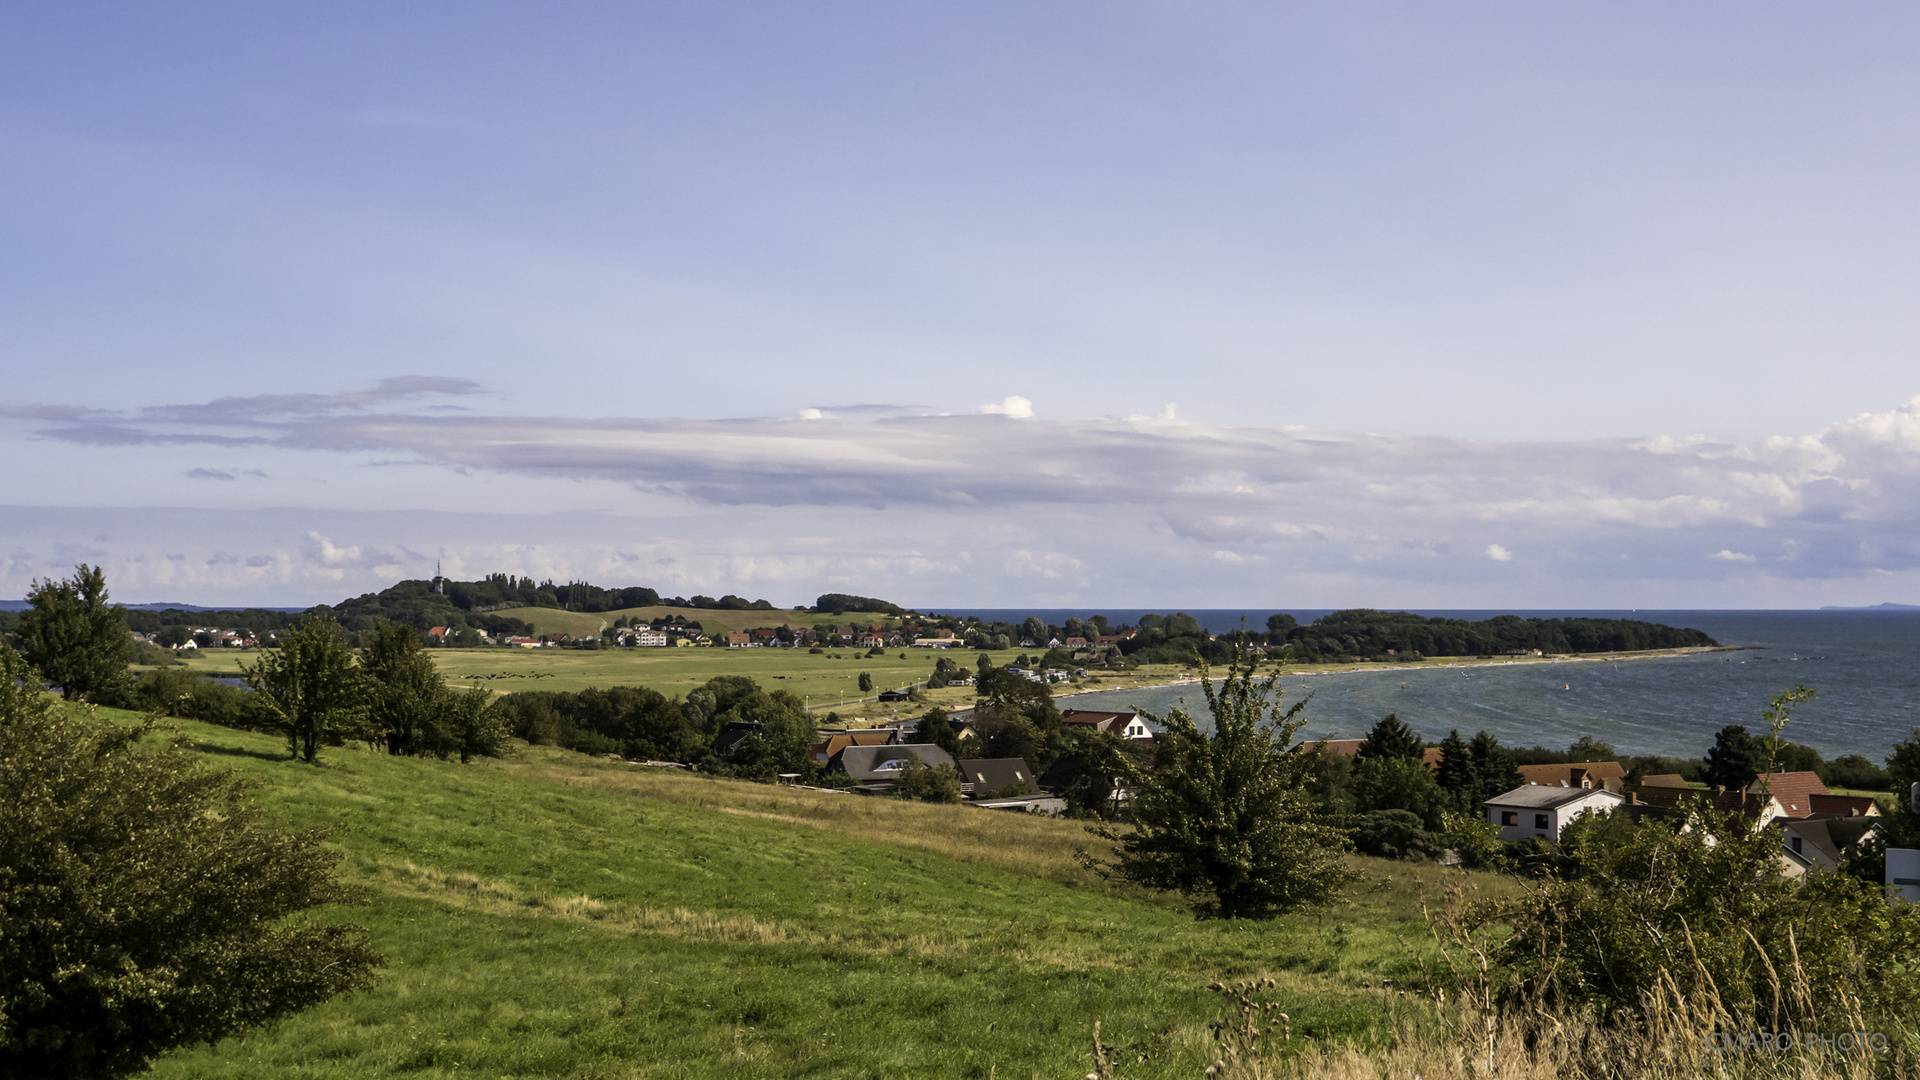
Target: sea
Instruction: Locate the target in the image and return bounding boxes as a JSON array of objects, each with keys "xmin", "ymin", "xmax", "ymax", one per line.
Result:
[{"xmin": 938, "ymin": 609, "xmax": 1920, "ymax": 761}]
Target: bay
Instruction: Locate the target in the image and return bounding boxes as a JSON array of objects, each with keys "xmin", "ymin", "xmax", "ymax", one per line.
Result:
[{"xmin": 943, "ymin": 609, "xmax": 1920, "ymax": 761}]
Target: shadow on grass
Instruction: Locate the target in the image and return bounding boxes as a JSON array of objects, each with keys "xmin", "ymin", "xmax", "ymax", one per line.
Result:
[{"xmin": 193, "ymin": 741, "xmax": 294, "ymax": 763}]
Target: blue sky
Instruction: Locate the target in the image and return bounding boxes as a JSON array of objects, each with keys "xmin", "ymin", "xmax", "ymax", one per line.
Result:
[{"xmin": 4, "ymin": 3, "xmax": 1920, "ymax": 607}]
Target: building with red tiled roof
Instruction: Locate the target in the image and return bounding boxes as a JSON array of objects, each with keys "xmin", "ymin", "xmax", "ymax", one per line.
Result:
[
  {"xmin": 1517, "ymin": 761, "xmax": 1627, "ymax": 790},
  {"xmin": 1809, "ymin": 793, "xmax": 1880, "ymax": 817},
  {"xmin": 1747, "ymin": 771, "xmax": 1830, "ymax": 818},
  {"xmin": 1060, "ymin": 709, "xmax": 1152, "ymax": 740}
]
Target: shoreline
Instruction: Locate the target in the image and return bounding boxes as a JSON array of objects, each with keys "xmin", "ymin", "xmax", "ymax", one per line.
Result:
[{"xmin": 1056, "ymin": 644, "xmax": 1746, "ymax": 703}]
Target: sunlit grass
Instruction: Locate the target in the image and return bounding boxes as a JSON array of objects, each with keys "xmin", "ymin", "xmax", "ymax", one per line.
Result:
[{"xmin": 49, "ymin": 705, "xmax": 1524, "ymax": 1077}]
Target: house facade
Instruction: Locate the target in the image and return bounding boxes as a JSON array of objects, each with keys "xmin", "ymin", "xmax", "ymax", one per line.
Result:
[{"xmin": 1486, "ymin": 784, "xmax": 1625, "ymax": 842}]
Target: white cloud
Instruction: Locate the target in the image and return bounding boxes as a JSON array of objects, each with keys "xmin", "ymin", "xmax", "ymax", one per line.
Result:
[
  {"xmin": 977, "ymin": 395, "xmax": 1034, "ymax": 419},
  {"xmin": 8, "ymin": 380, "xmax": 1920, "ymax": 605}
]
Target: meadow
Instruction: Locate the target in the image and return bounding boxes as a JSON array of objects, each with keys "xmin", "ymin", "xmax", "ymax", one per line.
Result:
[
  {"xmin": 83, "ymin": 704, "xmax": 1520, "ymax": 1079},
  {"xmin": 169, "ymin": 643, "xmax": 1198, "ymax": 718}
]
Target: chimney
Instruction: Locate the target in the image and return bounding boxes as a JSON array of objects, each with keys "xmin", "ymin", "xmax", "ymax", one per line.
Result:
[{"xmin": 1627, "ymin": 790, "xmax": 1638, "ymax": 806}]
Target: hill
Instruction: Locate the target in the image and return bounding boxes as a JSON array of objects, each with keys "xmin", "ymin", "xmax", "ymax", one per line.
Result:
[
  {"xmin": 76, "ymin": 705, "xmax": 1499, "ymax": 1078},
  {"xmin": 494, "ymin": 605, "xmax": 909, "ymax": 638}
]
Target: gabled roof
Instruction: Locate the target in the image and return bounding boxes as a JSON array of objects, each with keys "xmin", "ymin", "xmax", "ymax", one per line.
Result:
[
  {"xmin": 958, "ymin": 758, "xmax": 1035, "ymax": 795},
  {"xmin": 1640, "ymin": 773, "xmax": 1692, "ymax": 788},
  {"xmin": 1748, "ymin": 771, "xmax": 1830, "ymax": 818},
  {"xmin": 834, "ymin": 744, "xmax": 956, "ymax": 782},
  {"xmin": 1809, "ymin": 793, "xmax": 1880, "ymax": 817},
  {"xmin": 1060, "ymin": 709, "xmax": 1137, "ymax": 731},
  {"xmin": 1781, "ymin": 815, "xmax": 1879, "ymax": 866},
  {"xmin": 1517, "ymin": 761, "xmax": 1627, "ymax": 788},
  {"xmin": 714, "ymin": 721, "xmax": 762, "ymax": 757},
  {"xmin": 1621, "ymin": 784, "xmax": 1785, "ymax": 823},
  {"xmin": 808, "ymin": 730, "xmax": 896, "ymax": 763},
  {"xmin": 1487, "ymin": 784, "xmax": 1624, "ymax": 811}
]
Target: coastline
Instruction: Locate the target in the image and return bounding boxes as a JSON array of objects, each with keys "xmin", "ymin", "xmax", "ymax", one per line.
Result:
[{"xmin": 1055, "ymin": 644, "xmax": 1746, "ymax": 703}]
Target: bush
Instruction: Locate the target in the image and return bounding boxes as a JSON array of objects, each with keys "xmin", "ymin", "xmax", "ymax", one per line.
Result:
[
  {"xmin": 0, "ymin": 645, "xmax": 382, "ymax": 1078},
  {"xmin": 1347, "ymin": 809, "xmax": 1445, "ymax": 861}
]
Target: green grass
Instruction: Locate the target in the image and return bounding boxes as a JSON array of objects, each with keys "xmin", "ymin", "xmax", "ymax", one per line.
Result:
[{"xmin": 67, "ymin": 704, "xmax": 1518, "ymax": 1078}]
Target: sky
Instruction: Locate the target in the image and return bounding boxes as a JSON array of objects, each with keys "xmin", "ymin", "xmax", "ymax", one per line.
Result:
[{"xmin": 4, "ymin": 2, "xmax": 1920, "ymax": 608}]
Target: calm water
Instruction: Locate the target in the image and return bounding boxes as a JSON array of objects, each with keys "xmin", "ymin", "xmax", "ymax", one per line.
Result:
[{"xmin": 945, "ymin": 610, "xmax": 1920, "ymax": 761}]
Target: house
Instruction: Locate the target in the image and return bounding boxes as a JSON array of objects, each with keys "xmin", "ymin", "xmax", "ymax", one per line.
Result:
[
  {"xmin": 1746, "ymin": 771, "xmax": 1829, "ymax": 818},
  {"xmin": 807, "ymin": 729, "xmax": 898, "ymax": 766},
  {"xmin": 506, "ymin": 636, "xmax": 542, "ymax": 648},
  {"xmin": 1060, "ymin": 709, "xmax": 1152, "ymax": 739},
  {"xmin": 877, "ymin": 689, "xmax": 912, "ymax": 703},
  {"xmin": 1063, "ymin": 637, "xmax": 1088, "ymax": 648},
  {"xmin": 1517, "ymin": 761, "xmax": 1628, "ymax": 790},
  {"xmin": 1640, "ymin": 773, "xmax": 1693, "ymax": 788},
  {"xmin": 713, "ymin": 721, "xmax": 763, "ymax": 758},
  {"xmin": 1618, "ymin": 784, "xmax": 1791, "ymax": 831},
  {"xmin": 636, "ymin": 629, "xmax": 669, "ymax": 647},
  {"xmin": 912, "ymin": 637, "xmax": 960, "ymax": 648},
  {"xmin": 958, "ymin": 758, "xmax": 1037, "ymax": 798},
  {"xmin": 832, "ymin": 745, "xmax": 957, "ymax": 787},
  {"xmin": 1779, "ymin": 816, "xmax": 1880, "ymax": 877},
  {"xmin": 857, "ymin": 634, "xmax": 888, "ymax": 649},
  {"xmin": 726, "ymin": 632, "xmax": 752, "ymax": 648},
  {"xmin": 1809, "ymin": 793, "xmax": 1880, "ymax": 817},
  {"xmin": 427, "ymin": 626, "xmax": 450, "ymax": 643},
  {"xmin": 1094, "ymin": 635, "xmax": 1124, "ymax": 647},
  {"xmin": 1486, "ymin": 784, "xmax": 1625, "ymax": 842}
]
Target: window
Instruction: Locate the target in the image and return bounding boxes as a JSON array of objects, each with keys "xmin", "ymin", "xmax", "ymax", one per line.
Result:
[
  {"xmin": 1791, "ymin": 836, "xmax": 1803, "ymax": 854},
  {"xmin": 1500, "ymin": 811, "xmax": 1518, "ymax": 827},
  {"xmin": 1535, "ymin": 814, "xmax": 1550, "ymax": 831}
]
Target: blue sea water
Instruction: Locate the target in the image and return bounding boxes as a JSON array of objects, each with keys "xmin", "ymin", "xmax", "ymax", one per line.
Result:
[{"xmin": 942, "ymin": 609, "xmax": 1920, "ymax": 761}]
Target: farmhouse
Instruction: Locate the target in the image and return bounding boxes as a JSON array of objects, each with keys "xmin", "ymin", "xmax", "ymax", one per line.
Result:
[{"xmin": 1060, "ymin": 709, "xmax": 1152, "ymax": 740}]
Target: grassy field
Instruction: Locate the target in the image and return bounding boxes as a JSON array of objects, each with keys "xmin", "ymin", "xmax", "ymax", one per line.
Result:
[
  {"xmin": 70, "ymin": 703, "xmax": 1521, "ymax": 1079},
  {"xmin": 164, "ymin": 644, "xmax": 1197, "ymax": 719}
]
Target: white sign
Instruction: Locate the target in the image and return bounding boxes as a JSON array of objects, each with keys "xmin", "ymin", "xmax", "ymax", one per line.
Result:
[{"xmin": 1889, "ymin": 848, "xmax": 1920, "ymax": 905}]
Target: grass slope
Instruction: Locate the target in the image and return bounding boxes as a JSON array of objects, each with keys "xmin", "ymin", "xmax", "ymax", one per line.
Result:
[{"xmin": 84, "ymin": 706, "xmax": 1515, "ymax": 1078}]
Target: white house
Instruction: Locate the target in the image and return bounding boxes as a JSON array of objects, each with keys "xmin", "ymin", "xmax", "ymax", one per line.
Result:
[
  {"xmin": 1486, "ymin": 784, "xmax": 1625, "ymax": 842},
  {"xmin": 635, "ymin": 629, "xmax": 669, "ymax": 647}
]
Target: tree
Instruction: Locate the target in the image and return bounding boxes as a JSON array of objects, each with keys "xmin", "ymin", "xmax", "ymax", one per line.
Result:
[
  {"xmin": 360, "ymin": 622, "xmax": 442, "ymax": 756},
  {"xmin": 893, "ymin": 757, "xmax": 962, "ymax": 803},
  {"xmin": 1469, "ymin": 730, "xmax": 1523, "ymax": 805},
  {"xmin": 1350, "ymin": 755, "xmax": 1450, "ymax": 831},
  {"xmin": 1093, "ymin": 638, "xmax": 1358, "ymax": 919},
  {"xmin": 1433, "ymin": 728, "xmax": 1478, "ymax": 807},
  {"xmin": 1021, "ymin": 617, "xmax": 1047, "ymax": 644},
  {"xmin": 1702, "ymin": 724, "xmax": 1766, "ymax": 791},
  {"xmin": 14, "ymin": 564, "xmax": 132, "ymax": 702},
  {"xmin": 907, "ymin": 707, "xmax": 962, "ymax": 757},
  {"xmin": 1355, "ymin": 713, "xmax": 1423, "ymax": 760},
  {"xmin": 858, "ymin": 671, "xmax": 873, "ymax": 693},
  {"xmin": 0, "ymin": 644, "xmax": 381, "ymax": 1079},
  {"xmin": 1567, "ymin": 734, "xmax": 1617, "ymax": 761},
  {"xmin": 243, "ymin": 617, "xmax": 366, "ymax": 764},
  {"xmin": 439, "ymin": 685, "xmax": 508, "ymax": 764}
]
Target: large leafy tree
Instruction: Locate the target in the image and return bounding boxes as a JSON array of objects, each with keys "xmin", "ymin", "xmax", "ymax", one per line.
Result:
[
  {"xmin": 1095, "ymin": 638, "xmax": 1357, "ymax": 919},
  {"xmin": 15, "ymin": 564, "xmax": 132, "ymax": 702},
  {"xmin": 243, "ymin": 617, "xmax": 366, "ymax": 764},
  {"xmin": 0, "ymin": 645, "xmax": 381, "ymax": 1079},
  {"xmin": 361, "ymin": 622, "xmax": 442, "ymax": 756}
]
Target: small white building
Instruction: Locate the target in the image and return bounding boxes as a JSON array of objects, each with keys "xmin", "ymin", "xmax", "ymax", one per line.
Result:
[
  {"xmin": 1486, "ymin": 784, "xmax": 1624, "ymax": 842},
  {"xmin": 635, "ymin": 629, "xmax": 669, "ymax": 647}
]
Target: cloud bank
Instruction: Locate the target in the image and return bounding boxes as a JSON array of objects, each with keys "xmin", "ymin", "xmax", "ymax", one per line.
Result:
[{"xmin": 5, "ymin": 380, "xmax": 1920, "ymax": 606}]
